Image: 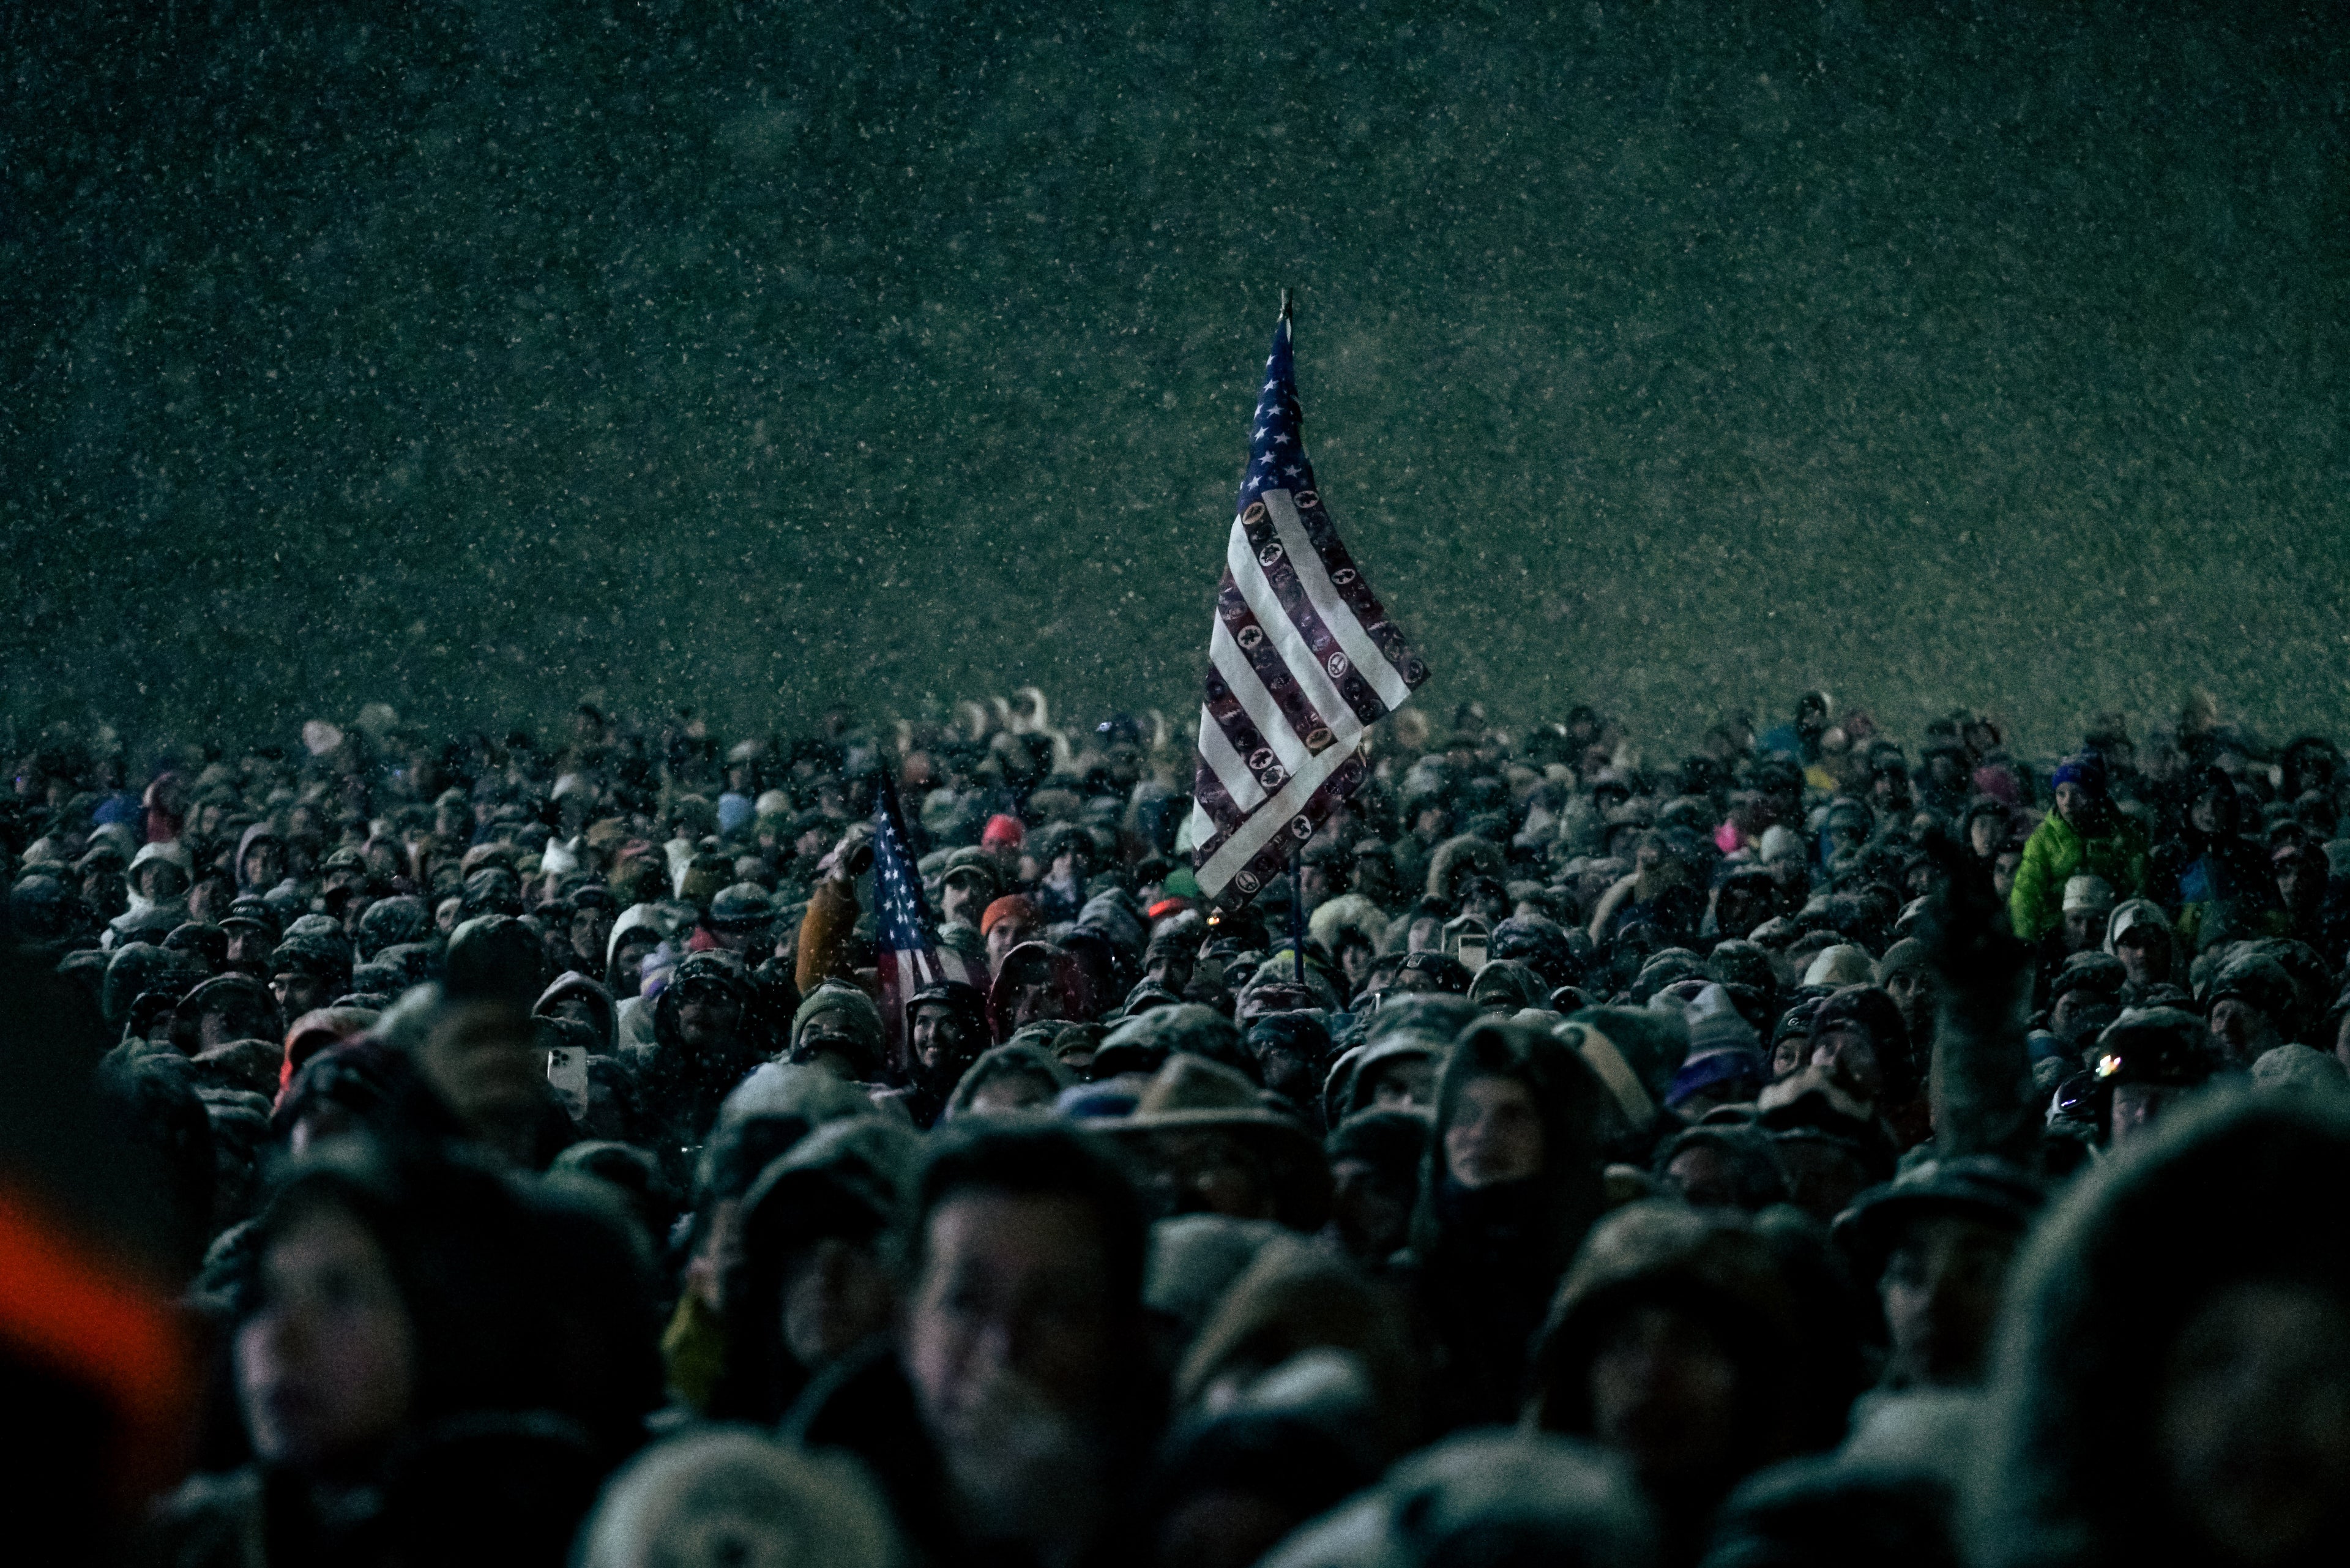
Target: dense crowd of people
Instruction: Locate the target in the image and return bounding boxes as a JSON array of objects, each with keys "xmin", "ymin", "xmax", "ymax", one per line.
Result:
[{"xmin": 9, "ymin": 685, "xmax": 2350, "ymax": 1568}]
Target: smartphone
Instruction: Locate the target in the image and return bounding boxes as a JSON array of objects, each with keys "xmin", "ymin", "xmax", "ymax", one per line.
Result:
[
  {"xmin": 547, "ymin": 1046, "xmax": 590, "ymax": 1119},
  {"xmin": 1456, "ymin": 934, "xmax": 1490, "ymax": 974}
]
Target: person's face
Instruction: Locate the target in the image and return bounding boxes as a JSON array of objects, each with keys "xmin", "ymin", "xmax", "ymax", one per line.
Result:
[
  {"xmin": 202, "ymin": 995, "xmax": 279, "ymax": 1051},
  {"xmin": 912, "ymin": 1004, "xmax": 971, "ymax": 1073},
  {"xmin": 1326, "ymin": 1157, "xmax": 1414, "ymax": 1263},
  {"xmin": 987, "ymin": 919, "xmax": 1030, "ymax": 976},
  {"xmin": 1010, "ymin": 973, "xmax": 1064, "ymax": 1029},
  {"xmin": 2116, "ymin": 930, "xmax": 2166, "ymax": 986},
  {"xmin": 941, "ymin": 875, "xmax": 988, "ymax": 928},
  {"xmin": 678, "ymin": 984, "xmax": 745, "ymax": 1050},
  {"xmin": 2108, "ymin": 1081, "xmax": 2174, "ymax": 1145},
  {"xmin": 435, "ymin": 897, "xmax": 464, "ymax": 935},
  {"xmin": 1144, "ymin": 945, "xmax": 1196, "ymax": 995},
  {"xmin": 548, "ymin": 995, "xmax": 599, "ymax": 1032},
  {"xmin": 2053, "ymin": 782, "xmax": 2090, "ymax": 823},
  {"xmin": 2208, "ymin": 999, "xmax": 2274, "ymax": 1064},
  {"xmin": 1337, "ymin": 938, "xmax": 1375, "ymax": 996},
  {"xmin": 2062, "ymin": 908, "xmax": 2105, "ymax": 952},
  {"xmin": 2190, "ymin": 792, "xmax": 2226, "ymax": 835},
  {"xmin": 248, "ymin": 841, "xmax": 288, "ymax": 889},
  {"xmin": 2158, "ymin": 1280, "xmax": 2350, "ymax": 1567},
  {"xmin": 1587, "ymin": 1302, "xmax": 1744, "ymax": 1487},
  {"xmin": 1969, "ymin": 815, "xmax": 2004, "ymax": 858},
  {"xmin": 612, "ymin": 933, "xmax": 658, "ymax": 997},
  {"xmin": 1444, "ymin": 1074, "xmax": 1545, "ymax": 1189},
  {"xmin": 236, "ymin": 1201, "xmax": 416, "ymax": 1474},
  {"xmin": 781, "ymin": 1237, "xmax": 898, "ymax": 1373},
  {"xmin": 1809, "ymin": 1024, "xmax": 1884, "ymax": 1102},
  {"xmin": 1882, "ymin": 968, "xmax": 1932, "ymax": 1038},
  {"xmin": 1414, "ymin": 804, "xmax": 1449, "ymax": 838},
  {"xmin": 139, "ymin": 861, "xmax": 190, "ymax": 903},
  {"xmin": 1879, "ymin": 1213, "xmax": 2016, "ymax": 1388},
  {"xmin": 711, "ymin": 922, "xmax": 765, "ymax": 956},
  {"xmin": 224, "ymin": 927, "xmax": 272, "ymax": 970},
  {"xmin": 966, "ymin": 1075, "xmax": 1058, "ymax": 1116},
  {"xmin": 273, "ymin": 971, "xmax": 333, "ymax": 1021},
  {"xmin": 904, "ymin": 1190, "xmax": 1116, "ymax": 1433},
  {"xmin": 570, "ymin": 906, "xmax": 613, "ymax": 964},
  {"xmin": 1368, "ymin": 1055, "xmax": 1438, "ymax": 1111},
  {"xmin": 1298, "ymin": 864, "xmax": 1333, "ymax": 908},
  {"xmin": 1250, "ymin": 1042, "xmax": 1317, "ymax": 1108},
  {"xmin": 1150, "ymin": 1130, "xmax": 1273, "ymax": 1222},
  {"xmin": 1992, "ymin": 850, "xmax": 2023, "ymax": 900},
  {"xmin": 2277, "ymin": 857, "xmax": 2318, "ymax": 912}
]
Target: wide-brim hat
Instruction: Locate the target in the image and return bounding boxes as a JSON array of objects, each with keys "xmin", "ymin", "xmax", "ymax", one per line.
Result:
[
  {"xmin": 1100, "ymin": 1054, "xmax": 1330, "ymax": 1231},
  {"xmin": 1832, "ymin": 1155, "xmax": 2044, "ymax": 1277}
]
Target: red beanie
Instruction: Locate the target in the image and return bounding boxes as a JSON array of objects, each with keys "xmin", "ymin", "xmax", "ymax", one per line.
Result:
[
  {"xmin": 981, "ymin": 895, "xmax": 1035, "ymax": 938},
  {"xmin": 982, "ymin": 814, "xmax": 1027, "ymax": 849}
]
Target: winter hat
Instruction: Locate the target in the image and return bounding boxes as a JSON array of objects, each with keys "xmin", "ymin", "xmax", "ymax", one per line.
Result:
[
  {"xmin": 2050, "ymin": 950, "xmax": 2127, "ymax": 1004},
  {"xmin": 1469, "ymin": 958, "xmax": 1548, "ymax": 1013},
  {"xmin": 2051, "ymin": 752, "xmax": 2108, "ymax": 798},
  {"xmin": 2061, "ymin": 875, "xmax": 2116, "ymax": 916},
  {"xmin": 979, "ymin": 894, "xmax": 1035, "ymax": 939},
  {"xmin": 1832, "ymin": 1154, "xmax": 2045, "ymax": 1280},
  {"xmin": 1092, "ymin": 1002, "xmax": 1244, "ymax": 1079},
  {"xmin": 574, "ymin": 1429, "xmax": 904, "ymax": 1568},
  {"xmin": 715, "ymin": 793, "xmax": 756, "ymax": 840},
  {"xmin": 981, "ymin": 813, "xmax": 1026, "ymax": 849},
  {"xmin": 1800, "ymin": 944, "xmax": 1876, "ymax": 989},
  {"xmin": 1105, "ymin": 1055, "xmax": 1332, "ymax": 1230},
  {"xmin": 2206, "ymin": 954, "xmax": 2297, "ymax": 1021},
  {"xmin": 1682, "ymin": 983, "xmax": 1760, "ymax": 1054},
  {"xmin": 441, "ymin": 914, "xmax": 542, "ymax": 1011},
  {"xmin": 2102, "ymin": 898, "xmax": 2170, "ymax": 955},
  {"xmin": 788, "ymin": 982, "xmax": 886, "ymax": 1076},
  {"xmin": 2251, "ymin": 1043, "xmax": 2349, "ymax": 1098}
]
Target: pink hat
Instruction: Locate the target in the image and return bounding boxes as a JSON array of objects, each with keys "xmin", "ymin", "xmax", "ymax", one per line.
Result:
[{"xmin": 982, "ymin": 814, "xmax": 1027, "ymax": 848}]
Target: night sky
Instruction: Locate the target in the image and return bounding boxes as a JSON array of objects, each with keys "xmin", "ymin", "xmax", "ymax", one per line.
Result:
[{"xmin": 8, "ymin": 1, "xmax": 2346, "ymax": 755}]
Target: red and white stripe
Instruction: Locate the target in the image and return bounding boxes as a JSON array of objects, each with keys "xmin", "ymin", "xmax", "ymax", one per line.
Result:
[{"xmin": 1188, "ymin": 483, "xmax": 1427, "ymax": 906}]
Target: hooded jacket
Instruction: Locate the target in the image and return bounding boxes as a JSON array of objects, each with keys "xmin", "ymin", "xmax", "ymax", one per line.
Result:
[
  {"xmin": 626, "ymin": 953, "xmax": 767, "ymax": 1161},
  {"xmin": 1403, "ymin": 1018, "xmax": 1612, "ymax": 1432},
  {"xmin": 604, "ymin": 903, "xmax": 664, "ymax": 996},
  {"xmin": 534, "ymin": 970, "xmax": 617, "ymax": 1054},
  {"xmin": 1972, "ymin": 1093, "xmax": 2350, "ymax": 1568},
  {"xmin": 2009, "ymin": 809, "xmax": 2149, "ymax": 944},
  {"xmin": 985, "ymin": 940, "xmax": 1085, "ymax": 1045},
  {"xmin": 1523, "ymin": 1200, "xmax": 1805, "ymax": 1565}
]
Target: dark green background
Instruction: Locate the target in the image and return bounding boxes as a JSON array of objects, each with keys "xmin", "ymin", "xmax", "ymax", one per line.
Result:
[{"xmin": 8, "ymin": 1, "xmax": 2346, "ymax": 755}]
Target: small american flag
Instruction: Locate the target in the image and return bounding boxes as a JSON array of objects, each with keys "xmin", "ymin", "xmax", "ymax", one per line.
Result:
[
  {"xmin": 1188, "ymin": 300, "xmax": 1430, "ymax": 908},
  {"xmin": 870, "ymin": 766, "xmax": 975, "ymax": 1077}
]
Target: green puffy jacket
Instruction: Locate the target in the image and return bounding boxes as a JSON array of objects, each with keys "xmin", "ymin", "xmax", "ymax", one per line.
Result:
[{"xmin": 2009, "ymin": 808, "xmax": 2150, "ymax": 942}]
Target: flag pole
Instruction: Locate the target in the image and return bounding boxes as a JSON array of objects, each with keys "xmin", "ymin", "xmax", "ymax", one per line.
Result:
[{"xmin": 1289, "ymin": 843, "xmax": 1305, "ymax": 963}]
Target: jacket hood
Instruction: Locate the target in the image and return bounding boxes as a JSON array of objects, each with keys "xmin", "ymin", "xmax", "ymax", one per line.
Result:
[
  {"xmin": 942, "ymin": 1042, "xmax": 1074, "ymax": 1120},
  {"xmin": 535, "ymin": 969, "xmax": 617, "ymax": 1052},
  {"xmin": 1523, "ymin": 1200, "xmax": 1801, "ymax": 1444},
  {"xmin": 1408, "ymin": 1018, "xmax": 1611, "ymax": 1280},
  {"xmin": 606, "ymin": 902, "xmax": 664, "ymax": 967},
  {"xmin": 984, "ymin": 939, "xmax": 1083, "ymax": 1045},
  {"xmin": 234, "ymin": 822, "xmax": 287, "ymax": 892},
  {"xmin": 1171, "ymin": 1233, "xmax": 1420, "ymax": 1454},
  {"xmin": 1972, "ymin": 1092, "xmax": 2350, "ymax": 1568}
]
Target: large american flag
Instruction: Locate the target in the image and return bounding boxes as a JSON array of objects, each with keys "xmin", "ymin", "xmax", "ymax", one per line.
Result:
[
  {"xmin": 1188, "ymin": 301, "xmax": 1430, "ymax": 908},
  {"xmin": 870, "ymin": 766, "xmax": 975, "ymax": 1077}
]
